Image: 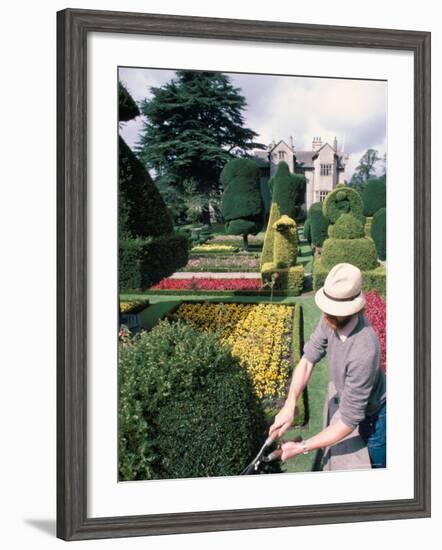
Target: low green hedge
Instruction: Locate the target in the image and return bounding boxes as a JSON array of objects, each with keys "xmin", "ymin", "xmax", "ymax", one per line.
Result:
[
  {"xmin": 313, "ymin": 257, "xmax": 386, "ymax": 296},
  {"xmin": 292, "ymin": 303, "xmax": 308, "ymax": 426},
  {"xmin": 119, "ymin": 318, "xmax": 273, "ymax": 481},
  {"xmin": 261, "ymin": 264, "xmax": 304, "ymax": 296},
  {"xmin": 119, "ymin": 233, "xmax": 189, "ymax": 290}
]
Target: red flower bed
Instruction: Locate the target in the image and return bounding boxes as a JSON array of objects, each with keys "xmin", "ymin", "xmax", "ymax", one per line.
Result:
[
  {"xmin": 150, "ymin": 277, "xmax": 262, "ymax": 291},
  {"xmin": 364, "ymin": 290, "xmax": 386, "ymax": 373}
]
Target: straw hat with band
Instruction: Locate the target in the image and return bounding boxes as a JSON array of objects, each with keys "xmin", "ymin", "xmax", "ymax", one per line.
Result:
[{"xmin": 315, "ymin": 263, "xmax": 366, "ymax": 317}]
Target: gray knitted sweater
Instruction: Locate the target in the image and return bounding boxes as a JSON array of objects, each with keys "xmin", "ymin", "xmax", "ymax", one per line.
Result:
[{"xmin": 303, "ymin": 312, "xmax": 386, "ymax": 429}]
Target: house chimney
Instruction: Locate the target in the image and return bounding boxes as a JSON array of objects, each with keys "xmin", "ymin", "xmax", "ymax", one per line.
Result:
[
  {"xmin": 289, "ymin": 135, "xmax": 294, "ymax": 150},
  {"xmin": 312, "ymin": 136, "xmax": 322, "ymax": 151},
  {"xmin": 333, "ymin": 136, "xmax": 338, "ymax": 151}
]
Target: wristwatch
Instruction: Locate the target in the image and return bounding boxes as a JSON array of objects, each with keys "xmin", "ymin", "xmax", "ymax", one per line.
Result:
[{"xmin": 301, "ymin": 440, "xmax": 309, "ymax": 455}]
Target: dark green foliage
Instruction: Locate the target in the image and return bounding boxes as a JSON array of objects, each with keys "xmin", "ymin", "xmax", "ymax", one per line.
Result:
[
  {"xmin": 321, "ymin": 238, "xmax": 378, "ymax": 271},
  {"xmin": 119, "ymin": 319, "xmax": 270, "ymax": 480},
  {"xmin": 220, "ymin": 159, "xmax": 265, "ymax": 247},
  {"xmin": 119, "ymin": 137, "xmax": 174, "ymax": 238},
  {"xmin": 119, "ymin": 234, "xmax": 190, "ymax": 290},
  {"xmin": 308, "ymin": 202, "xmax": 329, "ymax": 247},
  {"xmin": 136, "ymin": 71, "xmax": 263, "ymax": 198},
  {"xmin": 119, "ymin": 81, "xmax": 140, "ymax": 122},
  {"xmin": 328, "ymin": 213, "xmax": 365, "ymax": 239},
  {"xmin": 362, "ymin": 178, "xmax": 386, "ymax": 216},
  {"xmin": 371, "ymin": 207, "xmax": 386, "ymax": 260},
  {"xmin": 322, "ymin": 184, "xmax": 364, "ymax": 224},
  {"xmin": 303, "ymin": 218, "xmax": 311, "ymax": 244}
]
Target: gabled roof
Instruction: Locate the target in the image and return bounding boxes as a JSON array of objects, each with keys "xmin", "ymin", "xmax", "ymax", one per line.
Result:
[{"xmin": 268, "ymin": 139, "xmax": 294, "ymax": 153}]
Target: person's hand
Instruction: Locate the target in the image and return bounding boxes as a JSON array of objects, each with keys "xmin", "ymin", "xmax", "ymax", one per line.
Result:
[
  {"xmin": 269, "ymin": 402, "xmax": 295, "ymax": 440},
  {"xmin": 280, "ymin": 441, "xmax": 304, "ymax": 461}
]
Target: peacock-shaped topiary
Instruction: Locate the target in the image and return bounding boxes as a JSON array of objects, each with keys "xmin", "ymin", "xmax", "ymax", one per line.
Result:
[
  {"xmin": 261, "ymin": 214, "xmax": 304, "ymax": 295},
  {"xmin": 313, "ymin": 212, "xmax": 386, "ymax": 296}
]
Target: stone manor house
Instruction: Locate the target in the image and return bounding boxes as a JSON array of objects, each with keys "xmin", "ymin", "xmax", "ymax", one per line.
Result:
[{"xmin": 253, "ymin": 136, "xmax": 349, "ymax": 212}]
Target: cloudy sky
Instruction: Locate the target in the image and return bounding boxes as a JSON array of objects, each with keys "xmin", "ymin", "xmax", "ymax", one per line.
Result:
[{"xmin": 119, "ymin": 67, "xmax": 387, "ymax": 179}]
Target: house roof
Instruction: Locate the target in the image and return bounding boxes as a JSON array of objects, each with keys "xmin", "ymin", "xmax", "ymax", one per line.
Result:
[
  {"xmin": 268, "ymin": 139, "xmax": 294, "ymax": 153},
  {"xmin": 295, "ymin": 150, "xmax": 315, "ymax": 168}
]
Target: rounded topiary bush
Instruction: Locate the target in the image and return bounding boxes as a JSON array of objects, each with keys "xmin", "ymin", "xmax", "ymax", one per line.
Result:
[
  {"xmin": 323, "ymin": 184, "xmax": 364, "ymax": 223},
  {"xmin": 118, "ymin": 319, "xmax": 269, "ymax": 481},
  {"xmin": 328, "ymin": 213, "xmax": 365, "ymax": 239},
  {"xmin": 363, "ymin": 178, "xmax": 386, "ymax": 217},
  {"xmin": 308, "ymin": 202, "xmax": 329, "ymax": 247},
  {"xmin": 371, "ymin": 207, "xmax": 386, "ymax": 260},
  {"xmin": 321, "ymin": 237, "xmax": 378, "ymax": 271}
]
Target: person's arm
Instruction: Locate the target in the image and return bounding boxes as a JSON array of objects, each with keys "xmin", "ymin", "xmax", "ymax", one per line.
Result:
[
  {"xmin": 269, "ymin": 315, "xmax": 329, "ymax": 440},
  {"xmin": 268, "ymin": 356, "xmax": 314, "ymax": 439},
  {"xmin": 280, "ymin": 420, "xmax": 353, "ymax": 461}
]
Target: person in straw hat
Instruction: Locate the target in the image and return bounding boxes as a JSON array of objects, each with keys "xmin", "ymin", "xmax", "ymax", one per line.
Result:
[{"xmin": 269, "ymin": 262, "xmax": 386, "ymax": 468}]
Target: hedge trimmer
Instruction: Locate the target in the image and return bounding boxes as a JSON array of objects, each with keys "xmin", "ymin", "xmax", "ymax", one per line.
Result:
[{"xmin": 240, "ymin": 434, "xmax": 303, "ymax": 475}]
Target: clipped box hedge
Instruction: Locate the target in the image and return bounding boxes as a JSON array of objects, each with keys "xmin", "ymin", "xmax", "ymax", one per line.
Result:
[
  {"xmin": 313, "ymin": 257, "xmax": 386, "ymax": 296},
  {"xmin": 119, "ymin": 233, "xmax": 189, "ymax": 291},
  {"xmin": 261, "ymin": 263, "xmax": 304, "ymax": 296}
]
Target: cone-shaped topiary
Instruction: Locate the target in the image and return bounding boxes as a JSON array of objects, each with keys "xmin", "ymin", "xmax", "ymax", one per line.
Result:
[
  {"xmin": 323, "ymin": 184, "xmax": 364, "ymax": 224},
  {"xmin": 261, "ymin": 162, "xmax": 305, "ymax": 266},
  {"xmin": 371, "ymin": 207, "xmax": 386, "ymax": 260},
  {"xmin": 220, "ymin": 158, "xmax": 265, "ymax": 251},
  {"xmin": 308, "ymin": 202, "xmax": 330, "ymax": 247},
  {"xmin": 303, "ymin": 217, "xmax": 312, "ymax": 245},
  {"xmin": 118, "ymin": 83, "xmax": 189, "ymax": 289},
  {"xmin": 119, "ymin": 81, "xmax": 140, "ymax": 122},
  {"xmin": 363, "ymin": 178, "xmax": 386, "ymax": 217}
]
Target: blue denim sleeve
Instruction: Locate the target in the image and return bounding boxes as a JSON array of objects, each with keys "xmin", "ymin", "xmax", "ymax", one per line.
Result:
[{"xmin": 302, "ymin": 314, "xmax": 328, "ymax": 365}]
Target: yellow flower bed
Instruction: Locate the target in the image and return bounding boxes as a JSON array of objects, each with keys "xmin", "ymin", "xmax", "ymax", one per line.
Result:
[
  {"xmin": 191, "ymin": 244, "xmax": 239, "ymax": 253},
  {"xmin": 172, "ymin": 302, "xmax": 293, "ymax": 399},
  {"xmin": 120, "ymin": 300, "xmax": 148, "ymax": 314}
]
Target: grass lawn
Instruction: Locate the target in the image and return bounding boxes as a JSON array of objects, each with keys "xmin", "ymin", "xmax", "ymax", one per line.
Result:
[{"xmin": 120, "ymin": 292, "xmax": 329, "ymax": 473}]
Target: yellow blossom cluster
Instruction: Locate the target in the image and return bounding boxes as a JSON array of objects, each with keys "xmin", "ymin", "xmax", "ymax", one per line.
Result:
[
  {"xmin": 119, "ymin": 300, "xmax": 147, "ymax": 314},
  {"xmin": 172, "ymin": 302, "xmax": 293, "ymax": 399},
  {"xmin": 191, "ymin": 244, "xmax": 239, "ymax": 253}
]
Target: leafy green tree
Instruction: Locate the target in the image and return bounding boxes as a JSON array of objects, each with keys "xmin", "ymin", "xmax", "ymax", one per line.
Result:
[
  {"xmin": 351, "ymin": 148, "xmax": 381, "ymax": 185},
  {"xmin": 220, "ymin": 159, "xmax": 264, "ymax": 251},
  {"xmin": 136, "ymin": 70, "xmax": 263, "ymax": 224},
  {"xmin": 362, "ymin": 178, "xmax": 386, "ymax": 217}
]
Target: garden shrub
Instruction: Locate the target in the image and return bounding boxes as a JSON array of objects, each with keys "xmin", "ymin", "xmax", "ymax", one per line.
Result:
[
  {"xmin": 327, "ymin": 213, "xmax": 365, "ymax": 239},
  {"xmin": 261, "ymin": 263, "xmax": 304, "ymax": 295},
  {"xmin": 321, "ymin": 238, "xmax": 378, "ymax": 271},
  {"xmin": 261, "ymin": 163, "xmax": 306, "ymax": 266},
  {"xmin": 313, "ymin": 257, "xmax": 386, "ymax": 296},
  {"xmin": 292, "ymin": 303, "xmax": 308, "ymax": 425},
  {"xmin": 364, "ymin": 216, "xmax": 373, "ymax": 237},
  {"xmin": 220, "ymin": 158, "xmax": 264, "ymax": 250},
  {"xmin": 118, "ymin": 81, "xmax": 140, "ymax": 122},
  {"xmin": 119, "ymin": 318, "xmax": 272, "ymax": 480},
  {"xmin": 303, "ymin": 217, "xmax": 312, "ymax": 244},
  {"xmin": 119, "ymin": 137, "xmax": 174, "ymax": 239},
  {"xmin": 272, "ymin": 215, "xmax": 298, "ymax": 268},
  {"xmin": 119, "ymin": 234, "xmax": 190, "ymax": 290},
  {"xmin": 308, "ymin": 202, "xmax": 329, "ymax": 247},
  {"xmin": 362, "ymin": 178, "xmax": 386, "ymax": 217},
  {"xmin": 322, "ymin": 184, "xmax": 364, "ymax": 223},
  {"xmin": 371, "ymin": 207, "xmax": 386, "ymax": 260}
]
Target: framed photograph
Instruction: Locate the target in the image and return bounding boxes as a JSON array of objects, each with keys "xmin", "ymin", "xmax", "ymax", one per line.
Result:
[{"xmin": 57, "ymin": 8, "xmax": 431, "ymax": 541}]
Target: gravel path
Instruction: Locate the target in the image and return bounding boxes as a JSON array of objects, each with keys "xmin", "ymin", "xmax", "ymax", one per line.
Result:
[{"xmin": 169, "ymin": 271, "xmax": 261, "ymax": 279}]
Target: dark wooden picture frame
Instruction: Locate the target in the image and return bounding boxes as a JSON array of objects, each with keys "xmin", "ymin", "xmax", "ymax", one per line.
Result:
[{"xmin": 57, "ymin": 8, "xmax": 431, "ymax": 541}]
